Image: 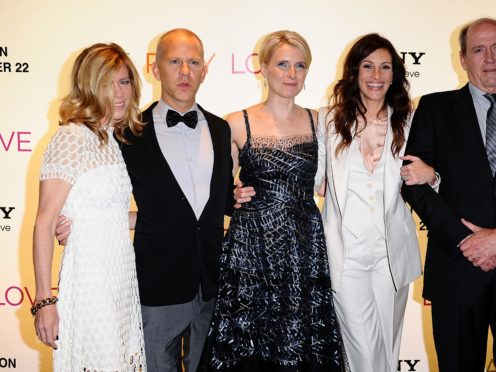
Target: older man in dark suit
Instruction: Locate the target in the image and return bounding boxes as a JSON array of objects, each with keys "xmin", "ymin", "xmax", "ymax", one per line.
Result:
[{"xmin": 402, "ymin": 17, "xmax": 496, "ymax": 372}]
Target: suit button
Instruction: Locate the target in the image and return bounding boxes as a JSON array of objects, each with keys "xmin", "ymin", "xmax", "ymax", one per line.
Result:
[{"xmin": 196, "ymin": 226, "xmax": 201, "ymax": 231}]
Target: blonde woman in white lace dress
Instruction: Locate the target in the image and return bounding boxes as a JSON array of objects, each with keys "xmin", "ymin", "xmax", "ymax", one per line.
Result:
[{"xmin": 32, "ymin": 43, "xmax": 146, "ymax": 371}]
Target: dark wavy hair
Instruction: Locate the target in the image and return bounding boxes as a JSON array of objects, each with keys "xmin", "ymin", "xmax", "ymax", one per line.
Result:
[{"xmin": 328, "ymin": 33, "xmax": 412, "ymax": 157}]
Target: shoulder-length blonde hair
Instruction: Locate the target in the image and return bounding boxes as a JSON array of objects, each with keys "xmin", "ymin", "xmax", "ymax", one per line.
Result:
[{"xmin": 59, "ymin": 42, "xmax": 143, "ymax": 144}]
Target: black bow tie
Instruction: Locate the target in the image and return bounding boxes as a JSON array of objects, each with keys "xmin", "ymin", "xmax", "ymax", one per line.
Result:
[{"xmin": 166, "ymin": 110, "xmax": 198, "ymax": 129}]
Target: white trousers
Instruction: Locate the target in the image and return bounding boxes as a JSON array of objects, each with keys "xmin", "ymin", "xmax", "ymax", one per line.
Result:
[{"xmin": 335, "ymin": 224, "xmax": 409, "ymax": 372}]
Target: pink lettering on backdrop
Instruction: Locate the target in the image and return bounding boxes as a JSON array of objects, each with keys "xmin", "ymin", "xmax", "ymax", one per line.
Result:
[
  {"xmin": 145, "ymin": 53, "xmax": 216, "ymax": 74},
  {"xmin": 0, "ymin": 131, "xmax": 32, "ymax": 152},
  {"xmin": 17, "ymin": 131, "xmax": 31, "ymax": 152},
  {"xmin": 0, "ymin": 132, "xmax": 14, "ymax": 151},
  {"xmin": 231, "ymin": 53, "xmax": 260, "ymax": 74}
]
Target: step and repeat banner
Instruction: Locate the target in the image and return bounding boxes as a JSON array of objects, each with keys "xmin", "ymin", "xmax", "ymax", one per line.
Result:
[{"xmin": 1, "ymin": 0, "xmax": 495, "ymax": 370}]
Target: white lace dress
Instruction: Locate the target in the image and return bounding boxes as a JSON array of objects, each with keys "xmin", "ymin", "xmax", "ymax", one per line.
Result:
[{"xmin": 40, "ymin": 123, "xmax": 146, "ymax": 371}]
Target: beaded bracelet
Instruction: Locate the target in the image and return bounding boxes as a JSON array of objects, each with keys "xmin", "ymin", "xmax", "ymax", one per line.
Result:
[{"xmin": 31, "ymin": 296, "xmax": 58, "ymax": 316}]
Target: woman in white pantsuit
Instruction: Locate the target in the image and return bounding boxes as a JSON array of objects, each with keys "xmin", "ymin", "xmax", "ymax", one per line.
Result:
[{"xmin": 315, "ymin": 34, "xmax": 437, "ymax": 372}]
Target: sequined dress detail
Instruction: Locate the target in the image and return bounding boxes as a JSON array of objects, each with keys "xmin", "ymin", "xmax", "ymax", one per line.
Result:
[
  {"xmin": 40, "ymin": 124, "xmax": 146, "ymax": 371},
  {"xmin": 200, "ymin": 110, "xmax": 345, "ymax": 371}
]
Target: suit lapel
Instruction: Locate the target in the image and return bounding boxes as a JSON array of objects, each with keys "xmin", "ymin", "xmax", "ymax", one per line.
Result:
[
  {"xmin": 383, "ymin": 106, "xmax": 400, "ymax": 214},
  {"xmin": 329, "ymin": 128, "xmax": 351, "ymax": 215},
  {"xmin": 453, "ymin": 85, "xmax": 492, "ymax": 179},
  {"xmin": 141, "ymin": 102, "xmax": 223, "ymax": 220},
  {"xmin": 141, "ymin": 102, "xmax": 190, "ymax": 198},
  {"xmin": 199, "ymin": 105, "xmax": 220, "ymax": 200},
  {"xmin": 330, "ymin": 107, "xmax": 399, "ymax": 216}
]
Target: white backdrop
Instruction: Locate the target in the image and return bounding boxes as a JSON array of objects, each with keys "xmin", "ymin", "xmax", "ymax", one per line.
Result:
[{"xmin": 1, "ymin": 0, "xmax": 496, "ymax": 370}]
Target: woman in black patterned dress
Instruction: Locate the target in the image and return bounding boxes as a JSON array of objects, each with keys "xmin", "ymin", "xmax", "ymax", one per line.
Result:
[{"xmin": 200, "ymin": 30, "xmax": 346, "ymax": 372}]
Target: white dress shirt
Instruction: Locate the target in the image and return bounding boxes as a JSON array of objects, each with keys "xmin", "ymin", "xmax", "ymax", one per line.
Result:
[{"xmin": 153, "ymin": 100, "xmax": 214, "ymax": 220}]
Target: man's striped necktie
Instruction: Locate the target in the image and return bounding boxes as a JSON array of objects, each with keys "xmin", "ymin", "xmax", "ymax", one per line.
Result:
[{"xmin": 485, "ymin": 93, "xmax": 496, "ymax": 176}]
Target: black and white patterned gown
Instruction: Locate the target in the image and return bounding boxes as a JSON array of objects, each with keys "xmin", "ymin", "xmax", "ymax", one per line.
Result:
[{"xmin": 200, "ymin": 109, "xmax": 346, "ymax": 372}]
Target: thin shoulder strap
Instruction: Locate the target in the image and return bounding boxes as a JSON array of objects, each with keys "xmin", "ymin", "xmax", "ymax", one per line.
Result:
[
  {"xmin": 242, "ymin": 109, "xmax": 251, "ymax": 141},
  {"xmin": 305, "ymin": 108, "xmax": 316, "ymax": 137}
]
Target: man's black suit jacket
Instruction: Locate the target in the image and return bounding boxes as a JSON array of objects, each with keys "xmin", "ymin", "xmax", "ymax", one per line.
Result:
[
  {"xmin": 402, "ymin": 84, "xmax": 496, "ymax": 306},
  {"xmin": 121, "ymin": 102, "xmax": 233, "ymax": 306}
]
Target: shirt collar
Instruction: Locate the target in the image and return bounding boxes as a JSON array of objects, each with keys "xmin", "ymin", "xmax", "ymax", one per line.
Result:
[
  {"xmin": 156, "ymin": 100, "xmax": 205, "ymax": 123},
  {"xmin": 469, "ymin": 82, "xmax": 489, "ymax": 101}
]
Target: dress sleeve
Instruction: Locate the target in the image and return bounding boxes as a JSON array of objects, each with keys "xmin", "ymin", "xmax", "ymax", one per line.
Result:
[{"xmin": 40, "ymin": 124, "xmax": 85, "ymax": 185}]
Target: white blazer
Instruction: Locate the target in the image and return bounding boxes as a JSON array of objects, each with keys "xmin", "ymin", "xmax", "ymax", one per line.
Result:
[{"xmin": 316, "ymin": 107, "xmax": 422, "ymax": 293}]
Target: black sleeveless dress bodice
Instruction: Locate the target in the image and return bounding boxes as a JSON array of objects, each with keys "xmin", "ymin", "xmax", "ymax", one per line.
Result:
[{"xmin": 200, "ymin": 109, "xmax": 346, "ymax": 372}]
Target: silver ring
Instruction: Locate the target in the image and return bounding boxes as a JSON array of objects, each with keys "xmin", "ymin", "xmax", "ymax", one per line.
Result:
[{"xmin": 401, "ymin": 176, "xmax": 407, "ymax": 181}]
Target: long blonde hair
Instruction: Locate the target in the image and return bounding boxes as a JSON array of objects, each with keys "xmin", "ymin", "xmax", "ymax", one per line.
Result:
[{"xmin": 59, "ymin": 42, "xmax": 143, "ymax": 144}]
